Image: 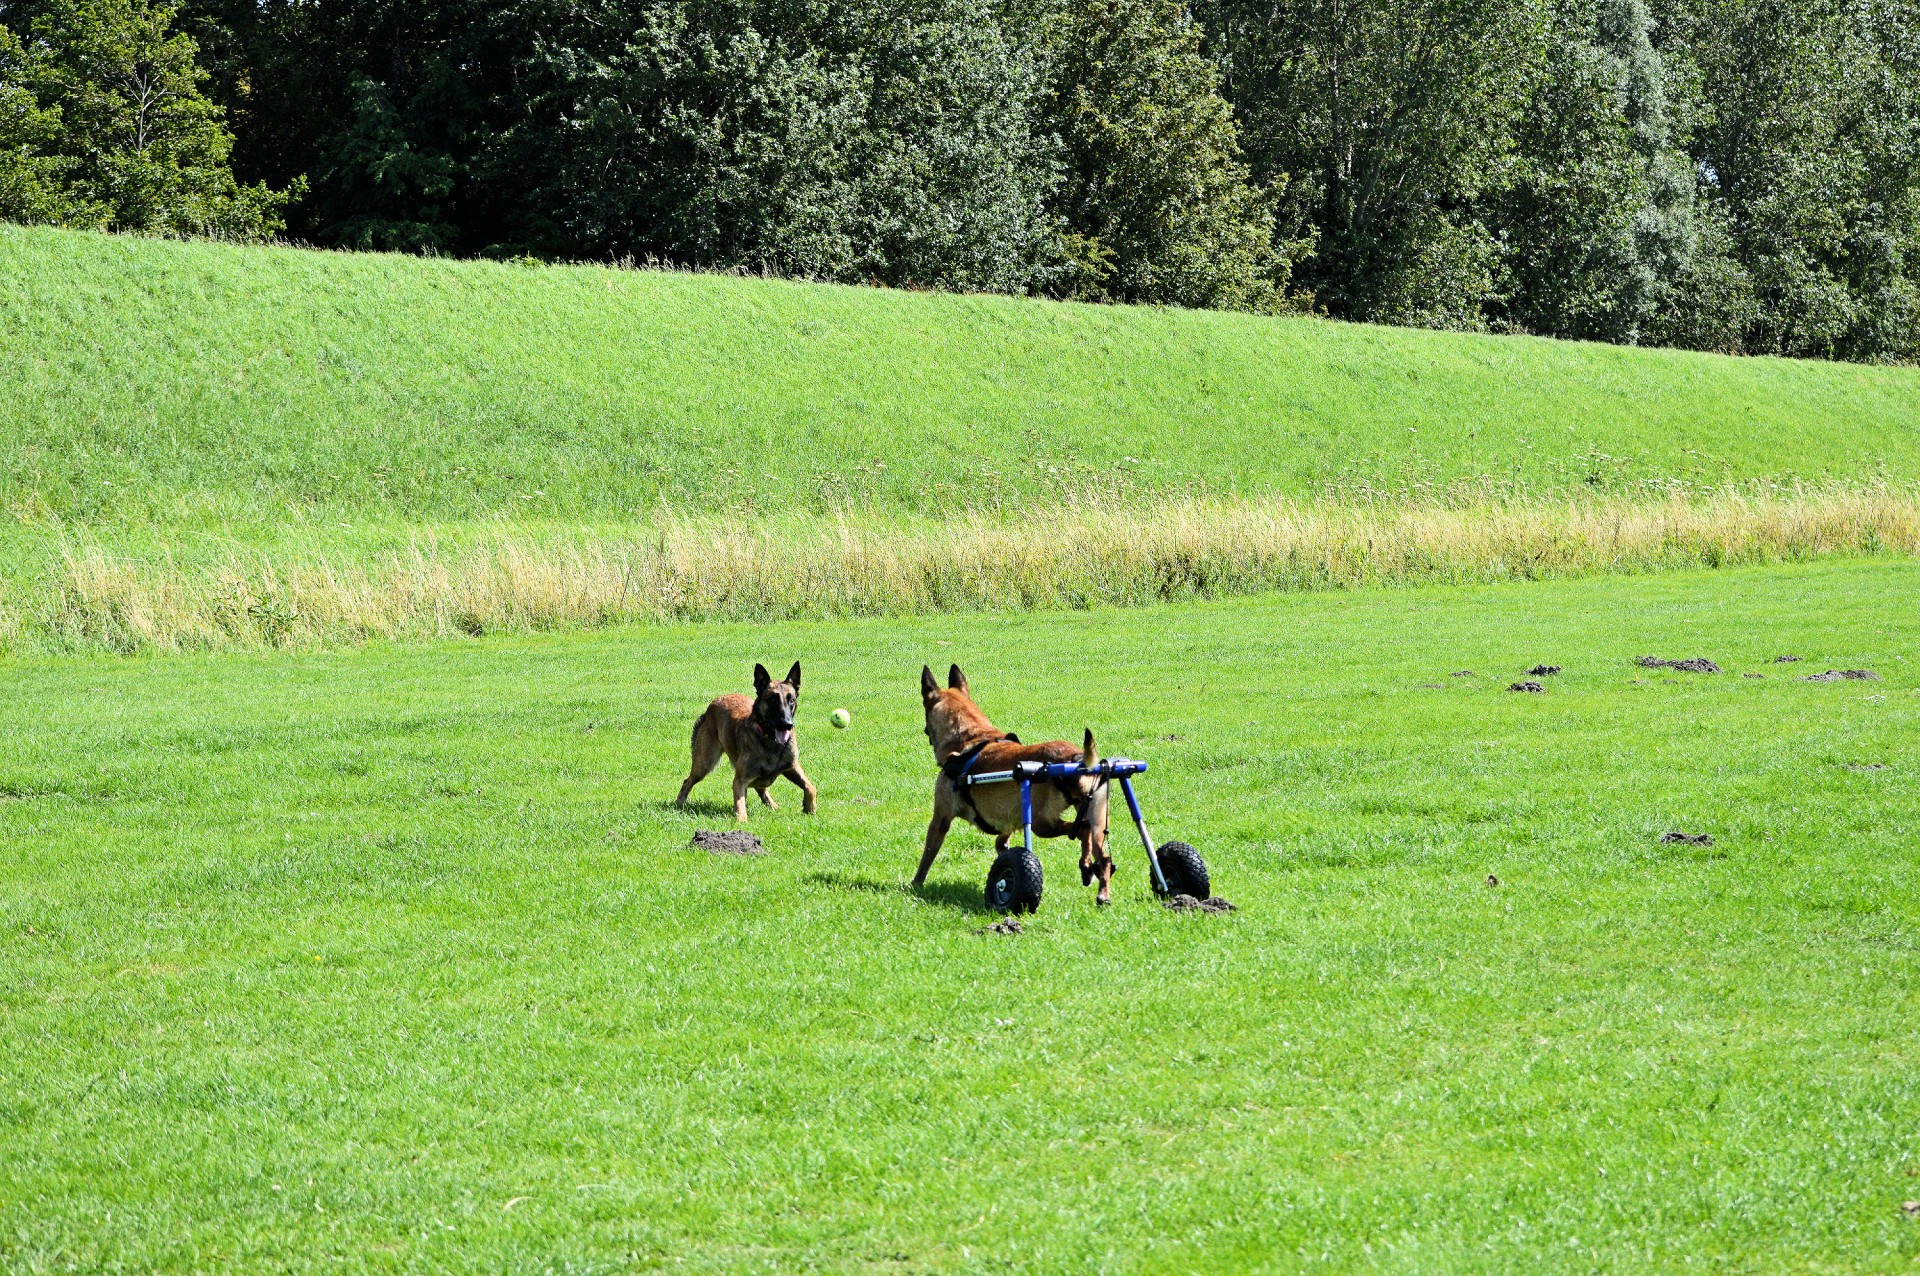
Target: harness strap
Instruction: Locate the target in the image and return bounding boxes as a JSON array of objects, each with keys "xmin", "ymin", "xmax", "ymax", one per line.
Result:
[{"xmin": 940, "ymin": 733, "xmax": 1019, "ymax": 785}]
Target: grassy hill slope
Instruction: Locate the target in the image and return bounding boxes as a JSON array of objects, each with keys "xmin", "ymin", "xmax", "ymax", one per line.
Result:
[
  {"xmin": 6, "ymin": 225, "xmax": 1920, "ymax": 531},
  {"xmin": 6, "ymin": 227, "xmax": 1920, "ymax": 653}
]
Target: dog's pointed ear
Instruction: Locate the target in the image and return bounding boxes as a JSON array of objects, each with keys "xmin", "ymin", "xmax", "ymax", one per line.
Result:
[
  {"xmin": 948, "ymin": 664, "xmax": 969, "ymax": 695},
  {"xmin": 753, "ymin": 663, "xmax": 772, "ymax": 695},
  {"xmin": 921, "ymin": 665, "xmax": 940, "ymax": 704},
  {"xmin": 1083, "ymin": 728, "xmax": 1098, "ymax": 767},
  {"xmin": 785, "ymin": 661, "xmax": 802, "ymax": 692}
]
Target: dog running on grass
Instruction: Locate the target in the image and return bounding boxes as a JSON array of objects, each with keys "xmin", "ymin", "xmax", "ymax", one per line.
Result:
[
  {"xmin": 914, "ymin": 664, "xmax": 1114, "ymax": 902},
  {"xmin": 675, "ymin": 662, "xmax": 819, "ymax": 823}
]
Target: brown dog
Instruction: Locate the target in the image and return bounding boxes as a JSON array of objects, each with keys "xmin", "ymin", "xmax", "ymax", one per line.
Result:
[
  {"xmin": 914, "ymin": 664, "xmax": 1114, "ymax": 902},
  {"xmin": 675, "ymin": 662, "xmax": 819, "ymax": 823}
]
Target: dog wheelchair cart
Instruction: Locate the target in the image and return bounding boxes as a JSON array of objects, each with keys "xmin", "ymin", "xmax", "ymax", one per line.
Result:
[{"xmin": 961, "ymin": 758, "xmax": 1209, "ymax": 913}]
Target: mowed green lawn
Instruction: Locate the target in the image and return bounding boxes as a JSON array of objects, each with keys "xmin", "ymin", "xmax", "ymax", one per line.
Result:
[{"xmin": 3, "ymin": 561, "xmax": 1917, "ymax": 1272}]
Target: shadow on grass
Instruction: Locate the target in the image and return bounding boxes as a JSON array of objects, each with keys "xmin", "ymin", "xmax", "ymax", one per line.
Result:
[
  {"xmin": 652, "ymin": 798, "xmax": 738, "ymax": 818},
  {"xmin": 803, "ymin": 871, "xmax": 992, "ymax": 916}
]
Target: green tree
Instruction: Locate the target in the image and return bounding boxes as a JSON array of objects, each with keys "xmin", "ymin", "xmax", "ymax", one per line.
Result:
[
  {"xmin": 148, "ymin": 0, "xmax": 521, "ymax": 254},
  {"xmin": 0, "ymin": 22, "xmax": 101, "ymax": 224},
  {"xmin": 1491, "ymin": 0, "xmax": 1753, "ymax": 345},
  {"xmin": 22, "ymin": 0, "xmax": 296, "ymax": 237},
  {"xmin": 1661, "ymin": 0, "xmax": 1920, "ymax": 360},
  {"xmin": 1597, "ymin": 0, "xmax": 1704, "ymax": 334},
  {"xmin": 1040, "ymin": 0, "xmax": 1305, "ymax": 310},
  {"xmin": 315, "ymin": 73, "xmax": 461, "ymax": 253},
  {"xmin": 1196, "ymin": 0, "xmax": 1549, "ymax": 328},
  {"xmin": 503, "ymin": 0, "xmax": 1059, "ymax": 291}
]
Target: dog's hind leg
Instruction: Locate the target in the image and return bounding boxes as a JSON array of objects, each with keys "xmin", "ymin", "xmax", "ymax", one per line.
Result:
[
  {"xmin": 675, "ymin": 712, "xmax": 722, "ymax": 807},
  {"xmin": 732, "ymin": 772, "xmax": 752, "ymax": 823},
  {"xmin": 756, "ymin": 783, "xmax": 777, "ymax": 809},
  {"xmin": 783, "ymin": 764, "xmax": 818, "ymax": 815},
  {"xmin": 1084, "ymin": 825, "xmax": 1114, "ymax": 905}
]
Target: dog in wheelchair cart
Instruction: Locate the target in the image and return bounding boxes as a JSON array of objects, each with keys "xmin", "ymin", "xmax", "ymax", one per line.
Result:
[
  {"xmin": 915, "ymin": 664, "xmax": 1211, "ymax": 914},
  {"xmin": 914, "ymin": 664, "xmax": 1115, "ymax": 908}
]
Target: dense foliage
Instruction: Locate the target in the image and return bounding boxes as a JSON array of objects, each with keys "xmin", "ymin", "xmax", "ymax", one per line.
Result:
[
  {"xmin": 2, "ymin": 0, "xmax": 1917, "ymax": 356},
  {"xmin": 0, "ymin": 0, "xmax": 293, "ymax": 237},
  {"xmin": 1040, "ymin": 0, "xmax": 1302, "ymax": 308}
]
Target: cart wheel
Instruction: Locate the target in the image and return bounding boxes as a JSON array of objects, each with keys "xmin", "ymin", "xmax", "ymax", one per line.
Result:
[
  {"xmin": 985, "ymin": 847, "xmax": 1044, "ymax": 914},
  {"xmin": 1152, "ymin": 841, "xmax": 1209, "ymax": 900}
]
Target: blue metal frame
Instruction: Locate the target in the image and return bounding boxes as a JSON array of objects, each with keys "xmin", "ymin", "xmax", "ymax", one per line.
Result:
[{"xmin": 961, "ymin": 757, "xmax": 1168, "ymax": 893}]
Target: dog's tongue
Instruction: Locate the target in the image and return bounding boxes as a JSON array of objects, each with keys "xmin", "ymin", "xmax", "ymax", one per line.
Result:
[{"xmin": 774, "ymin": 726, "xmax": 793, "ymax": 745}]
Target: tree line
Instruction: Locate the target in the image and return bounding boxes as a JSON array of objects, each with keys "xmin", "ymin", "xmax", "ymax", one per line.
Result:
[{"xmin": 3, "ymin": 0, "xmax": 1917, "ymax": 361}]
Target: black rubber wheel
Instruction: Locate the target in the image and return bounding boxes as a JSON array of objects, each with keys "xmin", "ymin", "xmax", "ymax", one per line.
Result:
[
  {"xmin": 1152, "ymin": 841, "xmax": 1210, "ymax": 900},
  {"xmin": 985, "ymin": 847, "xmax": 1044, "ymax": 914}
]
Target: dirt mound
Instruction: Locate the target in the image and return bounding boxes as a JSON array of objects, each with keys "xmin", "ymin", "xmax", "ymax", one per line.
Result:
[
  {"xmin": 1508, "ymin": 680, "xmax": 1544, "ymax": 693},
  {"xmin": 1774, "ymin": 655, "xmax": 1803, "ymax": 664},
  {"xmin": 690, "ymin": 829, "xmax": 765, "ymax": 855},
  {"xmin": 1638, "ymin": 656, "xmax": 1721, "ymax": 673},
  {"xmin": 1660, "ymin": 831, "xmax": 1714, "ymax": 846},
  {"xmin": 976, "ymin": 918, "xmax": 1024, "ymax": 935},
  {"xmin": 1163, "ymin": 894, "xmax": 1236, "ymax": 913},
  {"xmin": 1527, "ymin": 664, "xmax": 1562, "ymax": 676},
  {"xmin": 1449, "ymin": 670, "xmax": 1475, "ymax": 677},
  {"xmin": 1803, "ymin": 669, "xmax": 1880, "ymax": 682}
]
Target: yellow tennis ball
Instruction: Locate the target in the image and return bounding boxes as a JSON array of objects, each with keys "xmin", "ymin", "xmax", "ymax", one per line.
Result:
[{"xmin": 830, "ymin": 708, "xmax": 851, "ymax": 729}]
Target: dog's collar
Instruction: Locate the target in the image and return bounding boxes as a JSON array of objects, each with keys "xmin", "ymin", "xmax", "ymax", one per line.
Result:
[{"xmin": 752, "ymin": 717, "xmax": 793, "ymax": 742}]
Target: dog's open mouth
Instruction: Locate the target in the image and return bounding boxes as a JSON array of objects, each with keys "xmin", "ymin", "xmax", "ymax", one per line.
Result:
[{"xmin": 772, "ymin": 725, "xmax": 794, "ymax": 745}]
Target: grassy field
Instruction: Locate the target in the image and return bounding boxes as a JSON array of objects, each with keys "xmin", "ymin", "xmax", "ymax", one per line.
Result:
[
  {"xmin": 9, "ymin": 215, "xmax": 1919, "ymax": 1272},
  {"xmin": 6, "ymin": 225, "xmax": 1920, "ymax": 531},
  {"xmin": 4, "ymin": 559, "xmax": 1917, "ymax": 1271}
]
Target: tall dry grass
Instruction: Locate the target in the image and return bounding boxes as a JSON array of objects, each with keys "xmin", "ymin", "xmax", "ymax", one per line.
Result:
[{"xmin": 19, "ymin": 488, "xmax": 1920, "ymax": 653}]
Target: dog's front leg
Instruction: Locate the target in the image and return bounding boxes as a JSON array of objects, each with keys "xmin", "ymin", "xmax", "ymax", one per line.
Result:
[
  {"xmin": 783, "ymin": 764, "xmax": 818, "ymax": 814},
  {"xmin": 732, "ymin": 773, "xmax": 751, "ymax": 823},
  {"xmin": 913, "ymin": 814, "xmax": 952, "ymax": 888}
]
